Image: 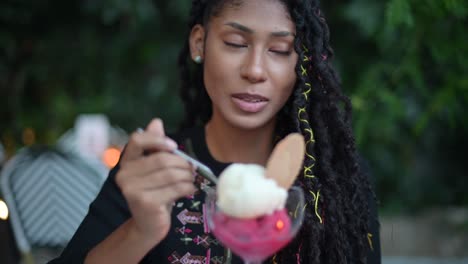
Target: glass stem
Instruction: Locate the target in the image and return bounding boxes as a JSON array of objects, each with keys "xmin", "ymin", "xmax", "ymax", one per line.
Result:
[{"xmin": 244, "ymin": 261, "xmax": 262, "ymax": 264}]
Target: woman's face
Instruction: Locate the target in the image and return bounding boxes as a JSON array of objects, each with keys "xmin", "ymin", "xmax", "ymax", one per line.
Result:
[{"xmin": 190, "ymin": 0, "xmax": 298, "ymax": 130}]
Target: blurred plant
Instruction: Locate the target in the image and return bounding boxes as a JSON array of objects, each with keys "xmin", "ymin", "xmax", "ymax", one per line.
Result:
[
  {"xmin": 323, "ymin": 0, "xmax": 468, "ymax": 212},
  {"xmin": 0, "ymin": 0, "xmax": 467, "ymax": 212},
  {"xmin": 0, "ymin": 0, "xmax": 191, "ymax": 145}
]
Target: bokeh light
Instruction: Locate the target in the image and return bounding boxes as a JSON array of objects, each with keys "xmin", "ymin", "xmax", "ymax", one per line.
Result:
[
  {"xmin": 102, "ymin": 147, "xmax": 121, "ymax": 168},
  {"xmin": 0, "ymin": 199, "xmax": 9, "ymax": 220}
]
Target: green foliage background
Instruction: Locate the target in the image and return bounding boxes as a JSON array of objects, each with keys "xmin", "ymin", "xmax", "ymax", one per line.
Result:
[{"xmin": 1, "ymin": 0, "xmax": 467, "ymax": 213}]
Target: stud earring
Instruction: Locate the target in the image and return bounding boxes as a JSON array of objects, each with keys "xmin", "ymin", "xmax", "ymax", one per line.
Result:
[{"xmin": 194, "ymin": 55, "xmax": 203, "ymax": 64}]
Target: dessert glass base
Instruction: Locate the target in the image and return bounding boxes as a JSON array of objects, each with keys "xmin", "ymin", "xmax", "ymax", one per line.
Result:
[{"xmin": 205, "ymin": 186, "xmax": 305, "ymax": 264}]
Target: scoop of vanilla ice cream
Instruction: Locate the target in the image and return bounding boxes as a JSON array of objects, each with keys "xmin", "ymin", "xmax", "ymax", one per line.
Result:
[{"xmin": 216, "ymin": 163, "xmax": 287, "ymax": 219}]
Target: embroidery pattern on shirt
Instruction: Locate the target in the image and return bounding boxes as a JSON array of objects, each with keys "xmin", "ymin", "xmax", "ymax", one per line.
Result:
[
  {"xmin": 166, "ymin": 140, "xmax": 226, "ymax": 264},
  {"xmin": 177, "ymin": 209, "xmax": 203, "ymax": 225},
  {"xmin": 168, "ymin": 249, "xmax": 212, "ymax": 264},
  {"xmin": 175, "ymin": 226, "xmax": 193, "ymax": 235}
]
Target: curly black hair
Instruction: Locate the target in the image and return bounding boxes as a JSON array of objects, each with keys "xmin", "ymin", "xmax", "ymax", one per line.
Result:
[{"xmin": 178, "ymin": 0, "xmax": 376, "ymax": 263}]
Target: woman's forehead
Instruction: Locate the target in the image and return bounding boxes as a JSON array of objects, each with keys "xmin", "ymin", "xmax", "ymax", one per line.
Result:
[
  {"xmin": 209, "ymin": 0, "xmax": 294, "ymax": 32},
  {"xmin": 213, "ymin": 0, "xmax": 289, "ymax": 18}
]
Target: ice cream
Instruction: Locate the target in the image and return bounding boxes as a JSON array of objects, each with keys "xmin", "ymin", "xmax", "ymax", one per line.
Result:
[
  {"xmin": 211, "ymin": 163, "xmax": 292, "ymax": 261},
  {"xmin": 216, "ymin": 163, "xmax": 287, "ymax": 219},
  {"xmin": 207, "ymin": 134, "xmax": 305, "ymax": 261}
]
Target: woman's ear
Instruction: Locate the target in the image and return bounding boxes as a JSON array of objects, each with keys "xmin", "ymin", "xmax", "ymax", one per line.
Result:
[{"xmin": 189, "ymin": 24, "xmax": 206, "ymax": 63}]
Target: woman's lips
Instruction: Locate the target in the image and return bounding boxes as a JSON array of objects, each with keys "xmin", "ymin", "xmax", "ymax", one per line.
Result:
[{"xmin": 231, "ymin": 93, "xmax": 269, "ymax": 113}]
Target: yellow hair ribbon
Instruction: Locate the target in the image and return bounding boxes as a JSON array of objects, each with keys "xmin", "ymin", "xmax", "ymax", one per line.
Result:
[
  {"xmin": 298, "ymin": 107, "xmax": 309, "ymax": 125},
  {"xmin": 303, "ymin": 128, "xmax": 316, "ymax": 162},
  {"xmin": 301, "ymin": 65, "xmax": 307, "ymax": 76},
  {"xmin": 297, "ymin": 51, "xmax": 323, "ymax": 226},
  {"xmin": 304, "ymin": 128, "xmax": 315, "ymax": 143},
  {"xmin": 310, "ymin": 190, "xmax": 316, "ymax": 200},
  {"xmin": 309, "ymin": 190, "xmax": 323, "ymax": 224},
  {"xmin": 302, "ymin": 83, "xmax": 312, "ymax": 100},
  {"xmin": 303, "ymin": 164, "xmax": 315, "ymax": 178},
  {"xmin": 367, "ymin": 233, "xmax": 374, "ymax": 251}
]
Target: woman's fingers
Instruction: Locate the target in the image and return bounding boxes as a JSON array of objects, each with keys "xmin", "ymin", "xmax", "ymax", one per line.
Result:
[
  {"xmin": 112, "ymin": 118, "xmax": 197, "ymax": 244},
  {"xmin": 146, "ymin": 118, "xmax": 166, "ymax": 137},
  {"xmin": 119, "ymin": 167, "xmax": 195, "ymax": 194},
  {"xmin": 121, "ymin": 130, "xmax": 177, "ymax": 163},
  {"xmin": 122, "ymin": 178, "xmax": 196, "ymax": 211},
  {"xmin": 120, "ymin": 152, "xmax": 193, "ymax": 179},
  {"xmin": 116, "ymin": 151, "xmax": 196, "ymax": 201},
  {"xmin": 139, "ymin": 182, "xmax": 197, "ymax": 209}
]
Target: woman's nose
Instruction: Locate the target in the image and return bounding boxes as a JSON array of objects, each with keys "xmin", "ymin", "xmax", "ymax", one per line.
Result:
[{"xmin": 240, "ymin": 49, "xmax": 267, "ymax": 83}]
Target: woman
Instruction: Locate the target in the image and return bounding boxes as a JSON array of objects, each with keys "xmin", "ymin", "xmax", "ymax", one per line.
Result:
[{"xmin": 49, "ymin": 0, "xmax": 380, "ymax": 263}]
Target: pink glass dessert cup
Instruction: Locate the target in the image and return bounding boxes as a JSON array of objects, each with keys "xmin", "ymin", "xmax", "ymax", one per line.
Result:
[{"xmin": 205, "ymin": 186, "xmax": 305, "ymax": 264}]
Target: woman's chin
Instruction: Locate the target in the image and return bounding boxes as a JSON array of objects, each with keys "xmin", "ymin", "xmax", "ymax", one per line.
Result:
[
  {"xmin": 227, "ymin": 115, "xmax": 276, "ymax": 131},
  {"xmin": 210, "ymin": 106, "xmax": 277, "ymax": 131}
]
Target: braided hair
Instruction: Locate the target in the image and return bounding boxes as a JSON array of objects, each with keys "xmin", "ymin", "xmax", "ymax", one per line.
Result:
[{"xmin": 178, "ymin": 1, "xmax": 375, "ymax": 263}]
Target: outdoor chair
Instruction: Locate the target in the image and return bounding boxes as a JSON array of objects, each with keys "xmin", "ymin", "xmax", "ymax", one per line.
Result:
[{"xmin": 0, "ymin": 146, "xmax": 106, "ymax": 264}]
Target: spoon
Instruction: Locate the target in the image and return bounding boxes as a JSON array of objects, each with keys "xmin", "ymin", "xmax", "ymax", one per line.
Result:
[
  {"xmin": 136, "ymin": 128, "xmax": 218, "ymax": 185},
  {"xmin": 172, "ymin": 148, "xmax": 218, "ymax": 185}
]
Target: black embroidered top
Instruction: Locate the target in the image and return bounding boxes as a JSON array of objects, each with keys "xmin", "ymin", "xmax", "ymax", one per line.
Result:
[{"xmin": 48, "ymin": 126, "xmax": 381, "ymax": 264}]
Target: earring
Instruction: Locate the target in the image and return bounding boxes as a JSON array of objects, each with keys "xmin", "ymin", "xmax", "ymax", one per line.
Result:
[{"xmin": 194, "ymin": 55, "xmax": 203, "ymax": 64}]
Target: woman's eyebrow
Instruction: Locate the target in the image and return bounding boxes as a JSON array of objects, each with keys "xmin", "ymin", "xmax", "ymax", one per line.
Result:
[
  {"xmin": 224, "ymin": 22, "xmax": 295, "ymax": 37},
  {"xmin": 225, "ymin": 22, "xmax": 253, "ymax": 33},
  {"xmin": 271, "ymin": 30, "xmax": 295, "ymax": 37}
]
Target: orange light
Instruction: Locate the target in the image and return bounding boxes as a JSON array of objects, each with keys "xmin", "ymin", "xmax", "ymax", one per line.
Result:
[
  {"xmin": 22, "ymin": 127, "xmax": 36, "ymax": 146},
  {"xmin": 102, "ymin": 147, "xmax": 121, "ymax": 168},
  {"xmin": 276, "ymin": 220, "xmax": 284, "ymax": 230}
]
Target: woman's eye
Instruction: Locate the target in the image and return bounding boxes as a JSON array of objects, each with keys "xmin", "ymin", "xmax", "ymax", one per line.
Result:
[
  {"xmin": 270, "ymin": 50, "xmax": 292, "ymax": 56},
  {"xmin": 224, "ymin": 41, "xmax": 247, "ymax": 48}
]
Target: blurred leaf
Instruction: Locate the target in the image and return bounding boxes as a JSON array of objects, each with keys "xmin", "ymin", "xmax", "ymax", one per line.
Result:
[{"xmin": 386, "ymin": 0, "xmax": 414, "ymax": 29}]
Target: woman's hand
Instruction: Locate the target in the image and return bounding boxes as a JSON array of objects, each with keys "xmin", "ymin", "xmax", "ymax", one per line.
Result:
[{"xmin": 115, "ymin": 118, "xmax": 196, "ymax": 246}]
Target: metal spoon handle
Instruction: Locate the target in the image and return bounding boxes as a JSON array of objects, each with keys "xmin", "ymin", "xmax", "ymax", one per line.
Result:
[
  {"xmin": 173, "ymin": 149, "xmax": 218, "ymax": 185},
  {"xmin": 136, "ymin": 127, "xmax": 218, "ymax": 185}
]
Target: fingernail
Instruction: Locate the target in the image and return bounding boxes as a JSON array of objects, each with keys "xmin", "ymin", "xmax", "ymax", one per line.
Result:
[
  {"xmin": 165, "ymin": 138, "xmax": 178, "ymax": 150},
  {"xmin": 191, "ymin": 162, "xmax": 198, "ymax": 175}
]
